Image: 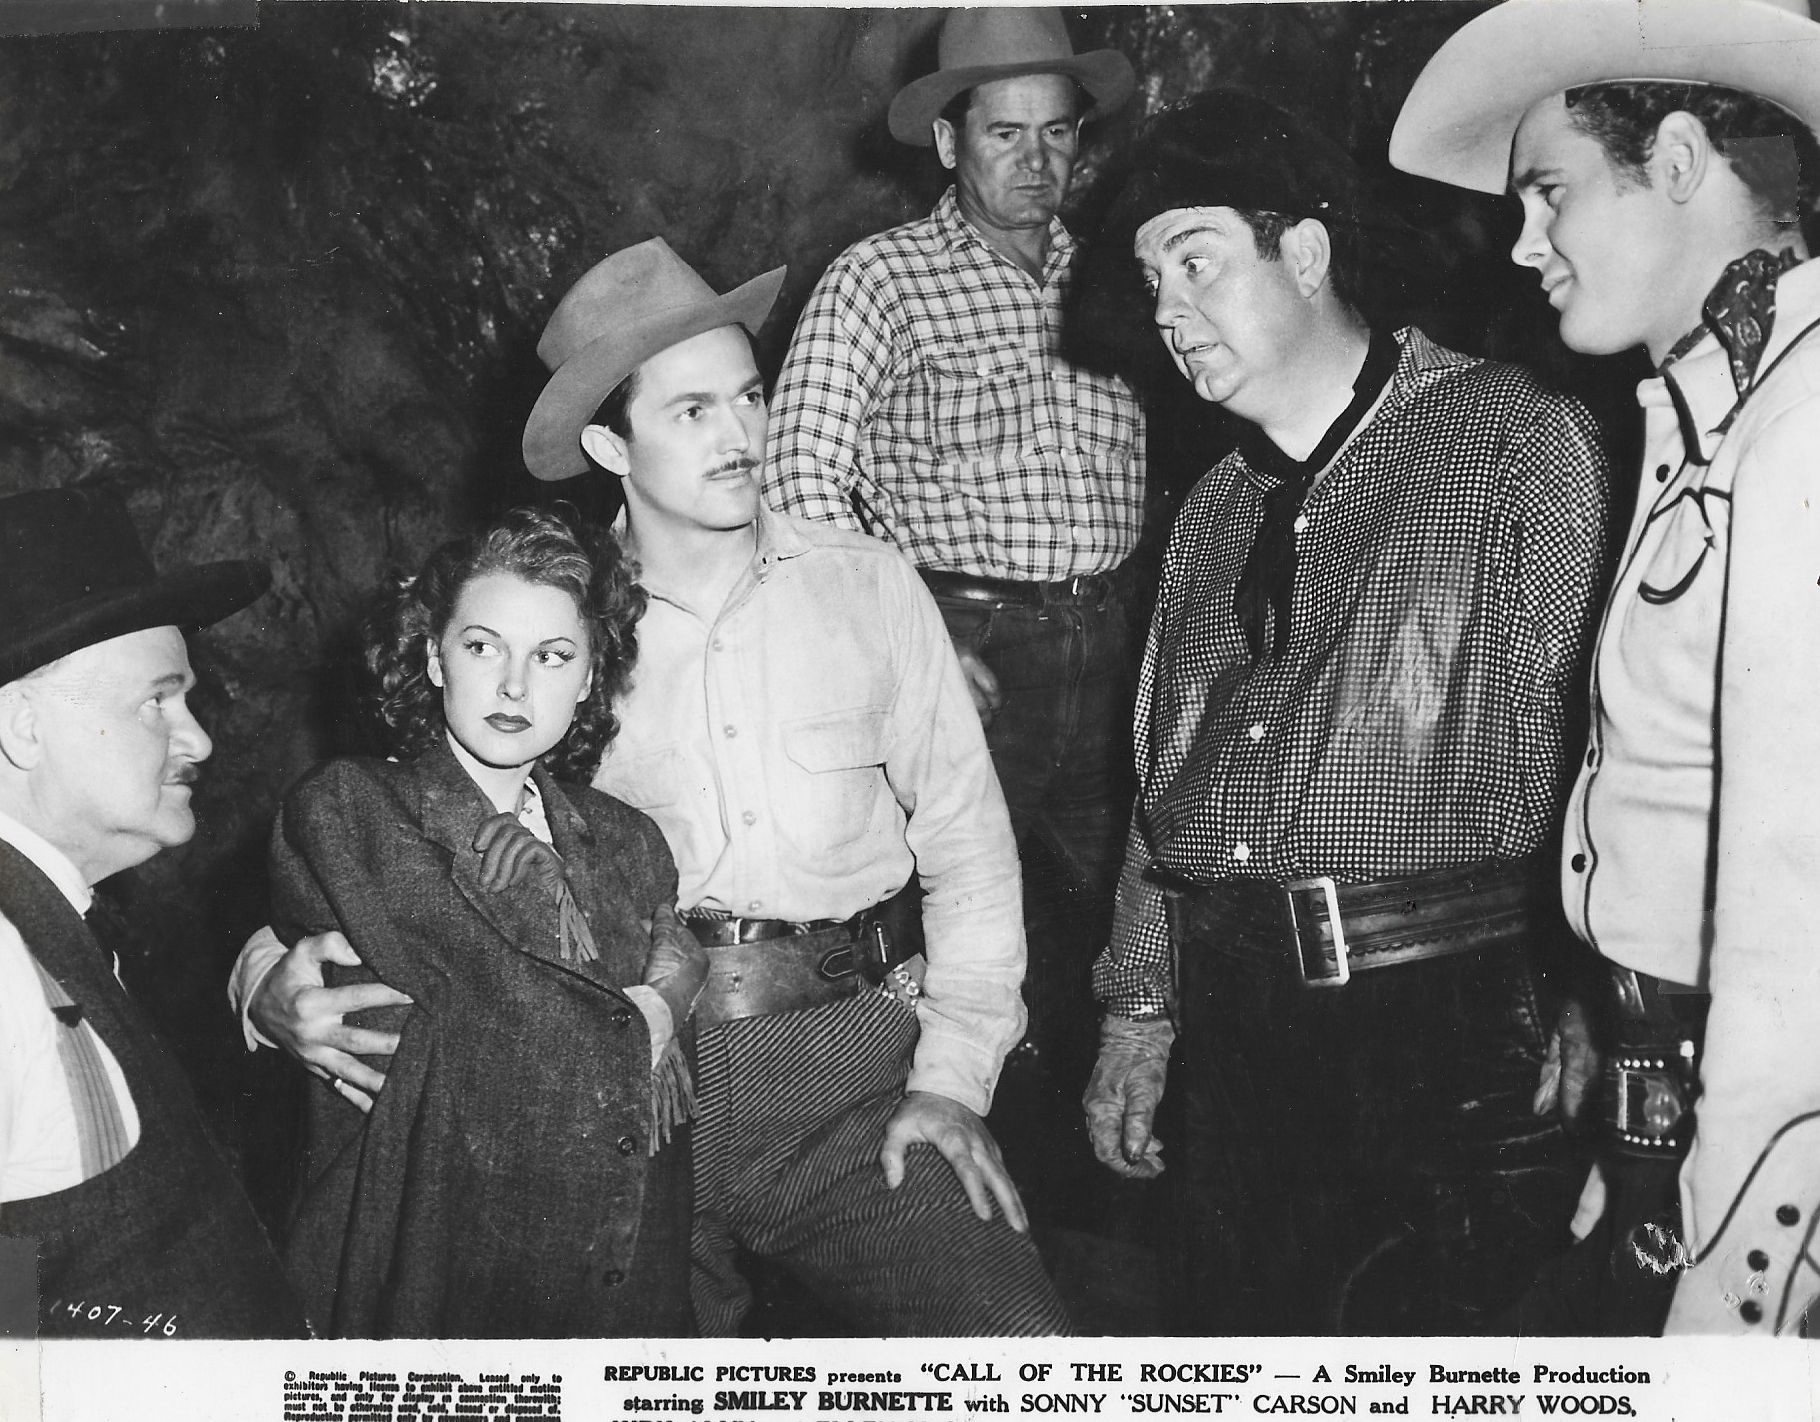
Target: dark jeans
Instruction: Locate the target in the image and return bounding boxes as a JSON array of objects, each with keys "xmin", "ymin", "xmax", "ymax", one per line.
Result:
[
  {"xmin": 934, "ymin": 577, "xmax": 1143, "ymax": 1238},
  {"xmin": 1174, "ymin": 911, "xmax": 1583, "ymax": 1336},
  {"xmin": 933, "ymin": 582, "xmax": 1138, "ymax": 1035}
]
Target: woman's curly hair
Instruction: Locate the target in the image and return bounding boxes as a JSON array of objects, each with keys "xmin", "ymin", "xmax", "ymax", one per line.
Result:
[{"xmin": 364, "ymin": 505, "xmax": 645, "ymax": 783}]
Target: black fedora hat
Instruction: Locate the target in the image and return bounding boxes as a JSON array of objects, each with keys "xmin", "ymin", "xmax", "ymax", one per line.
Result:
[{"xmin": 0, "ymin": 487, "xmax": 270, "ymax": 685}]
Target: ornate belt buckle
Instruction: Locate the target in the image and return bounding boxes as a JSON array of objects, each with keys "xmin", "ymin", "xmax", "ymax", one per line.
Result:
[
  {"xmin": 1609, "ymin": 1040, "xmax": 1696, "ymax": 1155},
  {"xmin": 1285, "ymin": 875, "xmax": 1349, "ymax": 987}
]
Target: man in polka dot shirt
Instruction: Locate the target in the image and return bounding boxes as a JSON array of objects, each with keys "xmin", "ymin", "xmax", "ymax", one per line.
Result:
[{"xmin": 1083, "ymin": 90, "xmax": 1611, "ymax": 1335}]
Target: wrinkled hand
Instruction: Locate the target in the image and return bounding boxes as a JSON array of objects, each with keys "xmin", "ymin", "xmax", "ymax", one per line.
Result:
[
  {"xmin": 1084, "ymin": 1014, "xmax": 1174, "ymax": 1179},
  {"xmin": 952, "ymin": 642, "xmax": 1004, "ymax": 728},
  {"xmin": 1533, "ymin": 996, "xmax": 1600, "ymax": 1127},
  {"xmin": 473, "ymin": 811, "xmax": 565, "ymax": 894},
  {"xmin": 879, "ymin": 1091, "xmax": 1028, "ymax": 1232},
  {"xmin": 642, "ymin": 903, "xmax": 709, "ymax": 1026},
  {"xmin": 249, "ymin": 931, "xmax": 411, "ymax": 1113}
]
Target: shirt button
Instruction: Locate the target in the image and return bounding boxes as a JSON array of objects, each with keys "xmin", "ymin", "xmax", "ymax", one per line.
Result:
[
  {"xmin": 599, "ymin": 1268, "xmax": 626, "ymax": 1289},
  {"xmin": 723, "ymin": 724, "xmax": 737, "ymax": 738},
  {"xmin": 1232, "ymin": 842, "xmax": 1252, "ymax": 863},
  {"xmin": 1740, "ymin": 1301, "xmax": 1764, "ymax": 1325},
  {"xmin": 1777, "ymin": 1203, "xmax": 1801, "ymax": 1226},
  {"xmin": 1570, "ymin": 852, "xmax": 1587, "ymax": 873},
  {"xmin": 1247, "ymin": 723, "xmax": 1265, "ymax": 742},
  {"xmin": 616, "ymin": 1135, "xmax": 638, "ymax": 1156},
  {"xmin": 748, "ymin": 899, "xmax": 763, "ymax": 913},
  {"xmin": 741, "ymin": 810, "xmax": 758, "ymax": 826},
  {"xmin": 1655, "ymin": 463, "xmax": 1671, "ymax": 483},
  {"xmin": 711, "ymin": 638, "xmax": 725, "ymax": 651},
  {"xmin": 1748, "ymin": 1249, "xmax": 1770, "ymax": 1272}
]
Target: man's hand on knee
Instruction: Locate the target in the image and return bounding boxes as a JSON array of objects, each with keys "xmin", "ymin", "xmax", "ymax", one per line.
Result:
[
  {"xmin": 1084, "ymin": 1014, "xmax": 1173, "ymax": 1179},
  {"xmin": 250, "ymin": 931, "xmax": 411, "ymax": 1112},
  {"xmin": 952, "ymin": 642, "xmax": 1004, "ymax": 728},
  {"xmin": 879, "ymin": 1090, "xmax": 1029, "ymax": 1233}
]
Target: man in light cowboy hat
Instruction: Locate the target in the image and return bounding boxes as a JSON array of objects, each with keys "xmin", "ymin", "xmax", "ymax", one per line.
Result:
[
  {"xmin": 763, "ymin": 10, "xmax": 1147, "ymax": 1135},
  {"xmin": 1392, "ymin": 0, "xmax": 1820, "ymax": 1337},
  {"xmin": 241, "ymin": 238, "xmax": 1069, "ymax": 1334},
  {"xmin": 1083, "ymin": 89, "xmax": 1610, "ymax": 1334},
  {"xmin": 0, "ymin": 487, "xmax": 306, "ymax": 1338}
]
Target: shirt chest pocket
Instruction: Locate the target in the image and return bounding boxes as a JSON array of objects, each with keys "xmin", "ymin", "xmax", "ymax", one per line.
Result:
[
  {"xmin": 919, "ymin": 342, "xmax": 1033, "ymax": 462},
  {"xmin": 780, "ymin": 707, "xmax": 892, "ymax": 851}
]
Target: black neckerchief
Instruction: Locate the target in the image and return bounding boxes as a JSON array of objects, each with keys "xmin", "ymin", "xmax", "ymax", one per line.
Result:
[
  {"xmin": 1660, "ymin": 246, "xmax": 1801, "ymax": 393},
  {"xmin": 1232, "ymin": 326, "xmax": 1401, "ymax": 661}
]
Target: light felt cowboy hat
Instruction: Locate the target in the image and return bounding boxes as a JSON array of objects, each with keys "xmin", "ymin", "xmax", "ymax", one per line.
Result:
[
  {"xmin": 1390, "ymin": 0, "xmax": 1820, "ymax": 194},
  {"xmin": 523, "ymin": 238, "xmax": 786, "ymax": 482},
  {"xmin": 0, "ymin": 486, "xmax": 269, "ymax": 686},
  {"xmin": 887, "ymin": 7, "xmax": 1136, "ymax": 147}
]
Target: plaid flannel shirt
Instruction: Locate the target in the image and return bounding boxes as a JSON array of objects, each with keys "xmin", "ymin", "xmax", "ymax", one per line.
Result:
[{"xmin": 764, "ymin": 187, "xmax": 1146, "ymax": 581}]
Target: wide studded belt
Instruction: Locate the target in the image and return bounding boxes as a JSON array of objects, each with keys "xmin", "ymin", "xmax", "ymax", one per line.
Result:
[{"xmin": 1160, "ymin": 855, "xmax": 1549, "ymax": 988}]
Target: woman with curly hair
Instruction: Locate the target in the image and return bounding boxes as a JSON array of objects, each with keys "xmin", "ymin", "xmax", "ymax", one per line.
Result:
[{"xmin": 268, "ymin": 505, "xmax": 706, "ymax": 1338}]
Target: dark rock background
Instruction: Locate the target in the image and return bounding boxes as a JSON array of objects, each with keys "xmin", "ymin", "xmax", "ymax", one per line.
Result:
[{"xmin": 0, "ymin": 1, "xmax": 1642, "ymax": 1310}]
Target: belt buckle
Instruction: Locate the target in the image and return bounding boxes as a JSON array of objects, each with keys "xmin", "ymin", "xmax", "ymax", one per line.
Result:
[
  {"xmin": 1284, "ymin": 875, "xmax": 1349, "ymax": 987},
  {"xmin": 1609, "ymin": 1043, "xmax": 1696, "ymax": 1154}
]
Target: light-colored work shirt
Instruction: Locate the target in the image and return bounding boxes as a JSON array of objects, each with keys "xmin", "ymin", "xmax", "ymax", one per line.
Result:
[
  {"xmin": 765, "ymin": 186, "xmax": 1146, "ymax": 582},
  {"xmin": 595, "ymin": 506, "xmax": 1025, "ymax": 1115},
  {"xmin": 0, "ymin": 809, "xmax": 139, "ymax": 1203}
]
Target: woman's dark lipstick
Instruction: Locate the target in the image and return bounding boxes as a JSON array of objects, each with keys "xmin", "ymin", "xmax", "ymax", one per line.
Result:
[{"xmin": 485, "ymin": 713, "xmax": 531, "ymax": 732}]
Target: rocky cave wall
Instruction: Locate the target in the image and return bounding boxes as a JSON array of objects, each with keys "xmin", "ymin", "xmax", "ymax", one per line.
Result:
[{"xmin": 0, "ymin": 2, "xmax": 1619, "ymax": 1158}]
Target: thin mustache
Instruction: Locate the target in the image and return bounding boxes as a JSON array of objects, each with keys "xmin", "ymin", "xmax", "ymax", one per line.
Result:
[
  {"xmin": 167, "ymin": 764, "xmax": 201, "ymax": 786},
  {"xmin": 712, "ymin": 457, "xmax": 758, "ymax": 478}
]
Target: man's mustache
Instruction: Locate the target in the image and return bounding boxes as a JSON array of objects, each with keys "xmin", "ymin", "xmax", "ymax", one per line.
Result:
[{"xmin": 711, "ymin": 456, "xmax": 759, "ymax": 478}]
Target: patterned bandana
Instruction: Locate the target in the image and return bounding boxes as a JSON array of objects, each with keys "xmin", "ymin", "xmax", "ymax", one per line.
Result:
[
  {"xmin": 1662, "ymin": 247, "xmax": 1801, "ymax": 393},
  {"xmin": 1232, "ymin": 327, "xmax": 1401, "ymax": 661}
]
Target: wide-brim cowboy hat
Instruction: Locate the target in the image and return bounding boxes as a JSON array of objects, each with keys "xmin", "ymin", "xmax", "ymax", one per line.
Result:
[
  {"xmin": 1390, "ymin": 0, "xmax": 1820, "ymax": 194},
  {"xmin": 0, "ymin": 487, "xmax": 269, "ymax": 686},
  {"xmin": 888, "ymin": 7, "xmax": 1136, "ymax": 147},
  {"xmin": 523, "ymin": 238, "xmax": 786, "ymax": 482}
]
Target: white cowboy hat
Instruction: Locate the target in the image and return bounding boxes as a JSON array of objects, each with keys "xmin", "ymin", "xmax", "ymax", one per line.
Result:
[{"xmin": 1390, "ymin": 0, "xmax": 1820, "ymax": 194}]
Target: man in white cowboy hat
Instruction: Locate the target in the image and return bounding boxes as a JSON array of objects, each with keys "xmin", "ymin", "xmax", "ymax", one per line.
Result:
[
  {"xmin": 1084, "ymin": 89, "xmax": 1610, "ymax": 1336},
  {"xmin": 1393, "ymin": 0, "xmax": 1820, "ymax": 1337},
  {"xmin": 237, "ymin": 238, "xmax": 1069, "ymax": 1335},
  {"xmin": 0, "ymin": 487, "xmax": 306, "ymax": 1338},
  {"xmin": 763, "ymin": 10, "xmax": 1146, "ymax": 1131}
]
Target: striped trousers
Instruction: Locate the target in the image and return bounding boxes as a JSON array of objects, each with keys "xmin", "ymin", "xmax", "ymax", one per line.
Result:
[{"xmin": 690, "ymin": 988, "xmax": 1070, "ymax": 1336}]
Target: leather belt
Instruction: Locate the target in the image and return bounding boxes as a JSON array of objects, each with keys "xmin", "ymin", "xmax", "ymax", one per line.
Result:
[
  {"xmin": 1160, "ymin": 855, "xmax": 1548, "ymax": 988},
  {"xmin": 685, "ymin": 882, "xmax": 923, "ymax": 1027},
  {"xmin": 920, "ymin": 566, "xmax": 1127, "ymax": 610}
]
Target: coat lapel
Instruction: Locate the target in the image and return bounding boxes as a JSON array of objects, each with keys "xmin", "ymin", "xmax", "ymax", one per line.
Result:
[{"xmin": 414, "ymin": 738, "xmax": 565, "ymax": 966}]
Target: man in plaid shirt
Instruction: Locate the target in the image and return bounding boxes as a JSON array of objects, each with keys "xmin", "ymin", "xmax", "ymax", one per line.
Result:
[
  {"xmin": 764, "ymin": 12, "xmax": 1147, "ymax": 1089},
  {"xmin": 1084, "ymin": 91, "xmax": 1611, "ymax": 1335}
]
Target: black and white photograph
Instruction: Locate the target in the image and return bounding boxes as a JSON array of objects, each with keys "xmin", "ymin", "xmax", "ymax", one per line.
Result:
[{"xmin": 0, "ymin": 0, "xmax": 1816, "ymax": 1415}]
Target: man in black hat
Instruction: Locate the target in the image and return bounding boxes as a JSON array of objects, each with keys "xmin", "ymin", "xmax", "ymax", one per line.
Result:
[
  {"xmin": 0, "ymin": 486, "xmax": 305, "ymax": 1338},
  {"xmin": 764, "ymin": 10, "xmax": 1147, "ymax": 1131},
  {"xmin": 1082, "ymin": 90, "xmax": 1611, "ymax": 1334}
]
